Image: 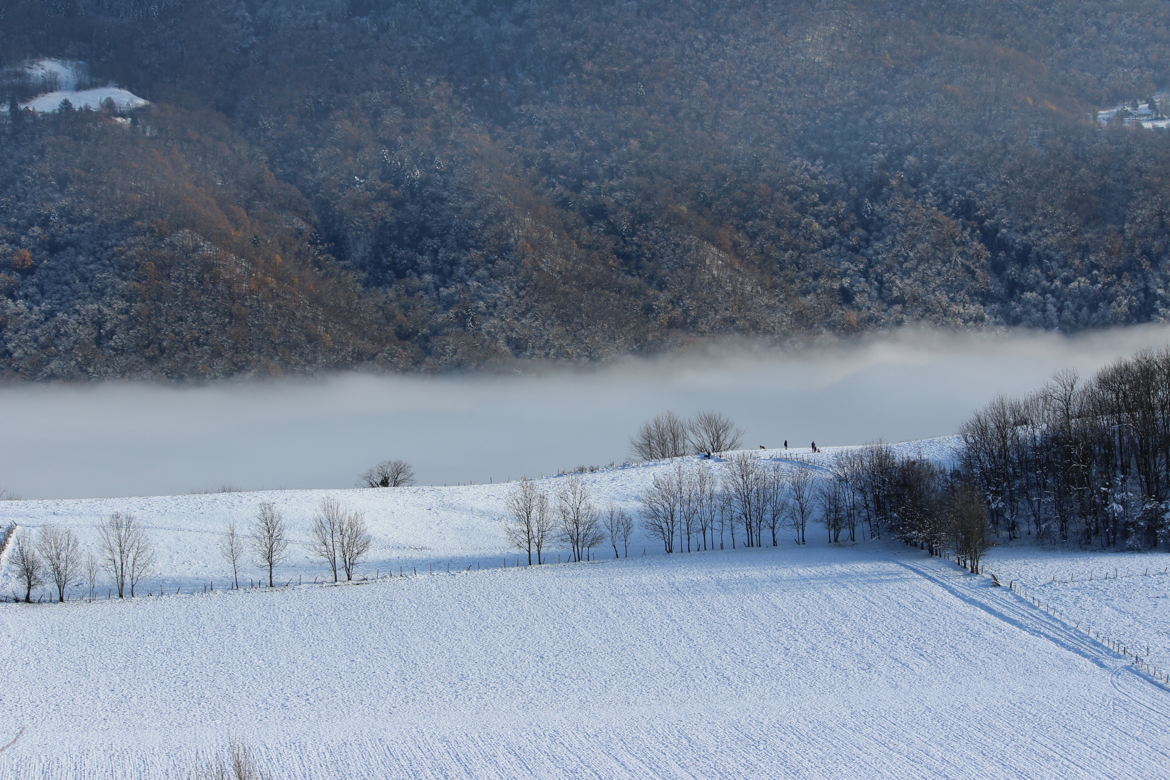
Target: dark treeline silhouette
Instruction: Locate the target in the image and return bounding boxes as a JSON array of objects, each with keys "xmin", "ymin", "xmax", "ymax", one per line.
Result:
[
  {"xmin": 961, "ymin": 350, "xmax": 1170, "ymax": 551},
  {"xmin": 841, "ymin": 348, "xmax": 1170, "ymax": 564},
  {"xmin": 4, "ymin": 1, "xmax": 1170, "ymax": 378}
]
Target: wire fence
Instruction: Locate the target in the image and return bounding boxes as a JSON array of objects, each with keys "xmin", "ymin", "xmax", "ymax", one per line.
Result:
[
  {"xmin": 2, "ymin": 550, "xmax": 609, "ymax": 604},
  {"xmin": 1036, "ymin": 566, "xmax": 1170, "ymax": 585},
  {"xmin": 990, "ymin": 569, "xmax": 1170, "ymax": 687}
]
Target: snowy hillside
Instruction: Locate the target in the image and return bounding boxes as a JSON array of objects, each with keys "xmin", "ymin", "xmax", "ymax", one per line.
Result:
[
  {"xmin": 3, "ymin": 435, "xmax": 1170, "ymax": 778},
  {"xmin": 984, "ymin": 547, "xmax": 1170, "ymax": 670},
  {"xmin": 2, "ymin": 540, "xmax": 1169, "ymax": 777},
  {"xmin": 3, "ymin": 58, "xmax": 148, "ymax": 115},
  {"xmin": 21, "ymin": 86, "xmax": 147, "ymax": 114},
  {"xmin": 0, "ymin": 438, "xmax": 957, "ymax": 597},
  {"xmin": 22, "ymin": 59, "xmax": 84, "ymax": 91}
]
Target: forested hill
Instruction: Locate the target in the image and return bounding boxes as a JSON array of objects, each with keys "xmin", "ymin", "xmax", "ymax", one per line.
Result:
[{"xmin": 3, "ymin": 1, "xmax": 1170, "ymax": 380}]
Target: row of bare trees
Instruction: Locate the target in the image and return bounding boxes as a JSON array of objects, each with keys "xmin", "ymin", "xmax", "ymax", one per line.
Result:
[
  {"xmin": 504, "ymin": 475, "xmax": 633, "ymax": 564},
  {"xmin": 505, "ymin": 453, "xmax": 871, "ymax": 564},
  {"xmin": 631, "ymin": 411, "xmax": 743, "ymax": 460},
  {"xmin": 506, "ymin": 454, "xmax": 885, "ymax": 566},
  {"xmin": 640, "ymin": 456, "xmax": 819, "ymax": 554},
  {"xmin": 221, "ymin": 499, "xmax": 373, "ymax": 588},
  {"xmin": 961, "ymin": 350, "xmax": 1170, "ymax": 550},
  {"xmin": 635, "ymin": 446, "xmax": 993, "ymax": 573},
  {"xmin": 9, "ymin": 498, "xmax": 376, "ymax": 603},
  {"xmin": 9, "ymin": 512, "xmax": 154, "ymax": 603},
  {"xmin": 817, "ymin": 444, "xmax": 994, "ymax": 574}
]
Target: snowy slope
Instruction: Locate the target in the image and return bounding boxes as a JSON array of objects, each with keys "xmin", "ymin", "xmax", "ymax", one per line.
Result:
[
  {"xmin": 1, "ymin": 542, "xmax": 1168, "ymax": 778},
  {"xmin": 985, "ymin": 547, "xmax": 1170, "ymax": 669},
  {"xmin": 21, "ymin": 87, "xmax": 148, "ymax": 114},
  {"xmin": 22, "ymin": 59, "xmax": 83, "ymax": 91},
  {"xmin": 0, "ymin": 438, "xmax": 958, "ymax": 597},
  {"xmin": 5, "ymin": 435, "xmax": 1170, "ymax": 777},
  {"xmin": 4, "ymin": 58, "xmax": 148, "ymax": 115}
]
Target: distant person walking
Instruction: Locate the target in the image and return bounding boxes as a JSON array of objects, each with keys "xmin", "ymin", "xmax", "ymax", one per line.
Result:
[
  {"xmin": 811, "ymin": 441, "xmax": 818, "ymax": 453},
  {"xmin": 784, "ymin": 440, "xmax": 788, "ymax": 450}
]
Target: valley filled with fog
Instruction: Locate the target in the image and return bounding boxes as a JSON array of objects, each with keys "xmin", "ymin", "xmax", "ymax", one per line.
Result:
[{"xmin": 4, "ymin": 325, "xmax": 1170, "ymax": 500}]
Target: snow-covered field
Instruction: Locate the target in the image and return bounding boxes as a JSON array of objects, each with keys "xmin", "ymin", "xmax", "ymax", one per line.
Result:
[
  {"xmin": 0, "ymin": 438, "xmax": 958, "ymax": 598},
  {"xmin": 985, "ymin": 547, "xmax": 1170, "ymax": 670},
  {"xmin": 3, "ymin": 59, "xmax": 148, "ymax": 115},
  {"xmin": 21, "ymin": 86, "xmax": 148, "ymax": 114},
  {"xmin": 2, "ymin": 541, "xmax": 1169, "ymax": 777},
  {"xmin": 3, "ymin": 436, "xmax": 1170, "ymax": 778}
]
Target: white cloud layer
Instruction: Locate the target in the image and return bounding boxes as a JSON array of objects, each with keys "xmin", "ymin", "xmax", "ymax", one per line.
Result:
[{"xmin": 3, "ymin": 325, "xmax": 1169, "ymax": 499}]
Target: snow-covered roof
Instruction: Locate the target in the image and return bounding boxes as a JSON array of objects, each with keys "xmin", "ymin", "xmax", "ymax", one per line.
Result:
[{"xmin": 20, "ymin": 86, "xmax": 149, "ymax": 114}]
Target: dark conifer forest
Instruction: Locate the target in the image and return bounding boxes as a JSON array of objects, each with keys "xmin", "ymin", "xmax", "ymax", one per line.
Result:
[{"xmin": 4, "ymin": 0, "xmax": 1170, "ymax": 380}]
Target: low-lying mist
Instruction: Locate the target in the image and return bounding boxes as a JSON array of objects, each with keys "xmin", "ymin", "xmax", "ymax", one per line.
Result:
[{"xmin": 4, "ymin": 325, "xmax": 1170, "ymax": 500}]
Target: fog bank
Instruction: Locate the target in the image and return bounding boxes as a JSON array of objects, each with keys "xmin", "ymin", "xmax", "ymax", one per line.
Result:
[{"xmin": 3, "ymin": 326, "xmax": 1169, "ymax": 500}]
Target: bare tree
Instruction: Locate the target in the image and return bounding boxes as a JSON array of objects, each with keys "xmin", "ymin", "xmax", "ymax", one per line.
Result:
[
  {"xmin": 83, "ymin": 551, "xmax": 99, "ymax": 599},
  {"xmin": 309, "ymin": 498, "xmax": 344, "ymax": 582},
  {"xmin": 602, "ymin": 506, "xmax": 634, "ymax": 558},
  {"xmin": 788, "ymin": 462, "xmax": 814, "ymax": 545},
  {"xmin": 833, "ymin": 452, "xmax": 865, "ymax": 543},
  {"xmin": 360, "ymin": 459, "xmax": 415, "ymax": 488},
  {"xmin": 691, "ymin": 466, "xmax": 718, "ymax": 551},
  {"xmin": 688, "ymin": 411, "xmax": 744, "ymax": 454},
  {"xmin": 631, "ymin": 411, "xmax": 689, "ymax": 461},
  {"xmin": 820, "ymin": 478, "xmax": 848, "ymax": 543},
  {"xmin": 339, "ymin": 510, "xmax": 372, "ymax": 580},
  {"xmin": 763, "ymin": 464, "xmax": 788, "ymax": 547},
  {"xmin": 98, "ymin": 512, "xmax": 155, "ymax": 598},
  {"xmin": 38, "ymin": 525, "xmax": 81, "ymax": 602},
  {"xmin": 11, "ymin": 531, "xmax": 42, "ymax": 603},
  {"xmin": 505, "ymin": 479, "xmax": 545, "ymax": 565},
  {"xmin": 251, "ymin": 503, "xmax": 289, "ymax": 588},
  {"xmin": 220, "ymin": 521, "xmax": 244, "ymax": 589},
  {"xmin": 716, "ymin": 481, "xmax": 734, "ymax": 549},
  {"xmin": 725, "ymin": 454, "xmax": 765, "ymax": 547},
  {"xmin": 642, "ymin": 467, "xmax": 682, "ymax": 553},
  {"xmin": 557, "ymin": 475, "xmax": 603, "ymax": 562},
  {"xmin": 950, "ymin": 483, "xmax": 994, "ymax": 573},
  {"xmin": 532, "ymin": 488, "xmax": 554, "ymax": 564},
  {"xmin": 677, "ymin": 464, "xmax": 701, "ymax": 552}
]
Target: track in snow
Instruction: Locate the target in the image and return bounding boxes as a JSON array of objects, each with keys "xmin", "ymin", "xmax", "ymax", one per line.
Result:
[{"xmin": 895, "ymin": 553, "xmax": 1170, "ymax": 761}]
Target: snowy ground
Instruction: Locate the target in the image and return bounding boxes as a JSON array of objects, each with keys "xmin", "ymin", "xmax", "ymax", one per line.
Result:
[
  {"xmin": 22, "ymin": 59, "xmax": 84, "ymax": 91},
  {"xmin": 985, "ymin": 546, "xmax": 1170, "ymax": 670},
  {"xmin": 1096, "ymin": 95, "xmax": 1170, "ymax": 129},
  {"xmin": 21, "ymin": 87, "xmax": 148, "ymax": 114},
  {"xmin": 3, "ymin": 436, "xmax": 1169, "ymax": 777},
  {"xmin": 3, "ymin": 58, "xmax": 148, "ymax": 115},
  {"xmin": 2, "ymin": 541, "xmax": 1168, "ymax": 778},
  {"xmin": 0, "ymin": 438, "xmax": 958, "ymax": 599}
]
